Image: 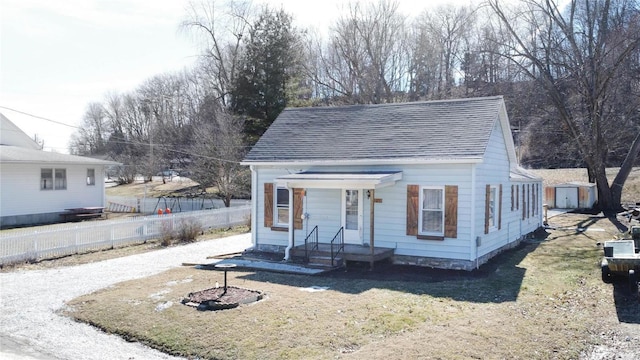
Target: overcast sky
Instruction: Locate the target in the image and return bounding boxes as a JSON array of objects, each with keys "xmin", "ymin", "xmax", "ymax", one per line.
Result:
[{"xmin": 0, "ymin": 0, "xmax": 473, "ymax": 153}]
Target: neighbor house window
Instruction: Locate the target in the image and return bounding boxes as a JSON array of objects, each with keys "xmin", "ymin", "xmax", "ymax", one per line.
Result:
[
  {"xmin": 419, "ymin": 187, "xmax": 444, "ymax": 235},
  {"xmin": 41, "ymin": 169, "xmax": 53, "ymax": 190},
  {"xmin": 55, "ymin": 169, "xmax": 67, "ymax": 190},
  {"xmin": 41, "ymin": 168, "xmax": 66, "ymax": 190},
  {"xmin": 276, "ymin": 187, "xmax": 289, "ymax": 226},
  {"xmin": 87, "ymin": 168, "xmax": 95, "ymax": 185}
]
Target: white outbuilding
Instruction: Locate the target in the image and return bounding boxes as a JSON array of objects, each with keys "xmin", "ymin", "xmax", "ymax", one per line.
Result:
[{"xmin": 544, "ymin": 182, "xmax": 597, "ymax": 209}]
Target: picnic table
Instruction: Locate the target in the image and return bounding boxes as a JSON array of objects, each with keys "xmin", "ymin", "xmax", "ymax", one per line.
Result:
[{"xmin": 60, "ymin": 207, "xmax": 106, "ymax": 222}]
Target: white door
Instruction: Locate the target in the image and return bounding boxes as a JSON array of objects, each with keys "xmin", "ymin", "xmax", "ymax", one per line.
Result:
[
  {"xmin": 342, "ymin": 189, "xmax": 363, "ymax": 244},
  {"xmin": 556, "ymin": 187, "xmax": 578, "ymax": 208}
]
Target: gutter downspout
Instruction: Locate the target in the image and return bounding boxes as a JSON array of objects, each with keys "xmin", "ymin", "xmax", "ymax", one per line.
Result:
[
  {"xmin": 250, "ymin": 166, "xmax": 258, "ymax": 247},
  {"xmin": 471, "ymin": 164, "xmax": 479, "ymax": 269},
  {"xmin": 284, "ymin": 185, "xmax": 294, "ymax": 261},
  {"xmin": 370, "ymin": 188, "xmax": 375, "ymax": 271}
]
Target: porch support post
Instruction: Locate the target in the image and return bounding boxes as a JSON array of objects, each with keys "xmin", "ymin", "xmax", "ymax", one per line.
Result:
[
  {"xmin": 370, "ymin": 188, "xmax": 375, "ymax": 271},
  {"xmin": 284, "ymin": 186, "xmax": 294, "ymax": 261}
]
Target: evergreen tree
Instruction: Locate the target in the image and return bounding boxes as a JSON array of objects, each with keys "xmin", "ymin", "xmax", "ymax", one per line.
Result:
[{"xmin": 231, "ymin": 7, "xmax": 301, "ymax": 144}]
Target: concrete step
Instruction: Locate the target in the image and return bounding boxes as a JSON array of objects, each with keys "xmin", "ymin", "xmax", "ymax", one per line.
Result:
[{"xmin": 308, "ymin": 255, "xmax": 344, "ymax": 268}]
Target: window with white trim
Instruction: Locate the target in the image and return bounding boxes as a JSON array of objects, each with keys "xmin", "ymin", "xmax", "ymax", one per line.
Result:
[
  {"xmin": 55, "ymin": 169, "xmax": 67, "ymax": 189},
  {"xmin": 87, "ymin": 168, "xmax": 95, "ymax": 186},
  {"xmin": 419, "ymin": 186, "xmax": 444, "ymax": 235},
  {"xmin": 41, "ymin": 169, "xmax": 53, "ymax": 190},
  {"xmin": 41, "ymin": 168, "xmax": 67, "ymax": 190},
  {"xmin": 276, "ymin": 187, "xmax": 289, "ymax": 226},
  {"xmin": 488, "ymin": 185, "xmax": 497, "ymax": 229}
]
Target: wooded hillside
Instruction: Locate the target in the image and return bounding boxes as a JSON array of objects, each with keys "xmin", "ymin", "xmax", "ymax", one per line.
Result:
[{"xmin": 70, "ymin": 0, "xmax": 640, "ymax": 210}]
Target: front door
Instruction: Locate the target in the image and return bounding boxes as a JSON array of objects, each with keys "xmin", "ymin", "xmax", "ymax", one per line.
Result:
[{"xmin": 342, "ymin": 189, "xmax": 363, "ymax": 244}]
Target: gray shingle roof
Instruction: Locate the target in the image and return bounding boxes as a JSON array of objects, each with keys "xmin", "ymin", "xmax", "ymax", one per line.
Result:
[
  {"xmin": 244, "ymin": 96, "xmax": 505, "ymax": 163},
  {"xmin": 0, "ymin": 145, "xmax": 120, "ymax": 165}
]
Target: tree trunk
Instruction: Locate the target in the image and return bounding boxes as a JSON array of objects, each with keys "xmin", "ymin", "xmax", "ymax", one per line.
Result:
[
  {"xmin": 611, "ymin": 131, "xmax": 640, "ymax": 209},
  {"xmin": 595, "ymin": 167, "xmax": 614, "ymax": 212}
]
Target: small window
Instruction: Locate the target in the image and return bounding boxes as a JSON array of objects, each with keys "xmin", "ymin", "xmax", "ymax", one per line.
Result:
[
  {"xmin": 489, "ymin": 185, "xmax": 497, "ymax": 229},
  {"xmin": 41, "ymin": 169, "xmax": 53, "ymax": 190},
  {"xmin": 87, "ymin": 168, "xmax": 96, "ymax": 186},
  {"xmin": 419, "ymin": 187, "xmax": 444, "ymax": 235},
  {"xmin": 276, "ymin": 187, "xmax": 289, "ymax": 226},
  {"xmin": 55, "ymin": 169, "xmax": 67, "ymax": 190}
]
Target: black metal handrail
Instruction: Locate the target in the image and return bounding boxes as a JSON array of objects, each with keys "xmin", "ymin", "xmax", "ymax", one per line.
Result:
[
  {"xmin": 330, "ymin": 227, "xmax": 344, "ymax": 267},
  {"xmin": 304, "ymin": 225, "xmax": 319, "ymax": 261}
]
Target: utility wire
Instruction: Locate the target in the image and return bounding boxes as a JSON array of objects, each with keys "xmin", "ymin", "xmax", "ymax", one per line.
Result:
[
  {"xmin": 0, "ymin": 106, "xmax": 252, "ymax": 164},
  {"xmin": 0, "ymin": 105, "xmax": 80, "ymax": 129}
]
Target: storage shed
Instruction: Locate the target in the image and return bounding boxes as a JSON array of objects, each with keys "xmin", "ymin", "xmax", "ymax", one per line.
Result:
[{"xmin": 544, "ymin": 182, "xmax": 597, "ymax": 209}]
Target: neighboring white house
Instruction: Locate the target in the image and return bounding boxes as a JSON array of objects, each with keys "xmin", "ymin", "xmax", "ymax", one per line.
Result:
[
  {"xmin": 241, "ymin": 96, "xmax": 543, "ymax": 270},
  {"xmin": 0, "ymin": 113, "xmax": 119, "ymax": 228}
]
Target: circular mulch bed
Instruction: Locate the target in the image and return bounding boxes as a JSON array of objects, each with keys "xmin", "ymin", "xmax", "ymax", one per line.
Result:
[{"xmin": 182, "ymin": 286, "xmax": 264, "ymax": 311}]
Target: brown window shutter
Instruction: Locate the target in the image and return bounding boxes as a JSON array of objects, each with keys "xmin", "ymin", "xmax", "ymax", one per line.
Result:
[
  {"xmin": 264, "ymin": 183, "xmax": 273, "ymax": 228},
  {"xmin": 293, "ymin": 188, "xmax": 304, "ymax": 230},
  {"xmin": 444, "ymin": 185, "xmax": 458, "ymax": 238},
  {"xmin": 498, "ymin": 184, "xmax": 503, "ymax": 230},
  {"xmin": 406, "ymin": 185, "xmax": 419, "ymax": 236},
  {"xmin": 485, "ymin": 185, "xmax": 490, "ymax": 234}
]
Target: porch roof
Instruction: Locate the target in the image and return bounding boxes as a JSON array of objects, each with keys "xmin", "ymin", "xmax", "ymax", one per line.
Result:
[{"xmin": 275, "ymin": 171, "xmax": 402, "ymax": 189}]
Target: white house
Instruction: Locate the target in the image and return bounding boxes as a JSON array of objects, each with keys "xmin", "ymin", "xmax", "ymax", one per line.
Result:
[
  {"xmin": 0, "ymin": 113, "xmax": 119, "ymax": 228},
  {"xmin": 241, "ymin": 96, "xmax": 543, "ymax": 270}
]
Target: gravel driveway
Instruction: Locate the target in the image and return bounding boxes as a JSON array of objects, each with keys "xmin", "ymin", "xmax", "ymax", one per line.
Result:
[{"xmin": 0, "ymin": 233, "xmax": 252, "ymax": 360}]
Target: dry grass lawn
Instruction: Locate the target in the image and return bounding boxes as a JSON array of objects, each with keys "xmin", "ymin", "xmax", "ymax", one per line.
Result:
[{"xmin": 65, "ymin": 213, "xmax": 640, "ymax": 359}]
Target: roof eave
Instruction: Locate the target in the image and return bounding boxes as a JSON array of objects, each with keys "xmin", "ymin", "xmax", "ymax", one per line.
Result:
[
  {"xmin": 1, "ymin": 159, "xmax": 121, "ymax": 166},
  {"xmin": 241, "ymin": 157, "xmax": 484, "ymax": 167}
]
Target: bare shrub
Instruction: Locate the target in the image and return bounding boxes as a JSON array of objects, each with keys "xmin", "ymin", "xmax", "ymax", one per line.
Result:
[
  {"xmin": 160, "ymin": 220, "xmax": 175, "ymax": 247},
  {"xmin": 176, "ymin": 218, "xmax": 202, "ymax": 243}
]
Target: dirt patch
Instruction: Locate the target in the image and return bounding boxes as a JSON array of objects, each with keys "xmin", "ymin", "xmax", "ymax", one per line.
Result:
[{"xmin": 182, "ymin": 286, "xmax": 264, "ymax": 310}]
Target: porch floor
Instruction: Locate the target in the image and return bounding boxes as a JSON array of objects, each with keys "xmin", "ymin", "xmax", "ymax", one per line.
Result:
[{"xmin": 290, "ymin": 243, "xmax": 395, "ymax": 263}]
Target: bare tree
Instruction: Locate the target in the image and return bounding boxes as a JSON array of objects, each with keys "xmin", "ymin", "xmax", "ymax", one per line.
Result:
[
  {"xmin": 488, "ymin": 0, "xmax": 640, "ymax": 211},
  {"xmin": 419, "ymin": 4, "xmax": 475, "ymax": 98},
  {"xmin": 182, "ymin": 0, "xmax": 253, "ymax": 107},
  {"xmin": 307, "ymin": 0, "xmax": 407, "ymax": 104},
  {"xmin": 70, "ymin": 102, "xmax": 107, "ymax": 155},
  {"xmin": 189, "ymin": 98, "xmax": 249, "ymax": 207}
]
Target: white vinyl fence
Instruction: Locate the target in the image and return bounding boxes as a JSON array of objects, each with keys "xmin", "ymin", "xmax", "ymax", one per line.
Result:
[{"xmin": 0, "ymin": 205, "xmax": 251, "ymax": 266}]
